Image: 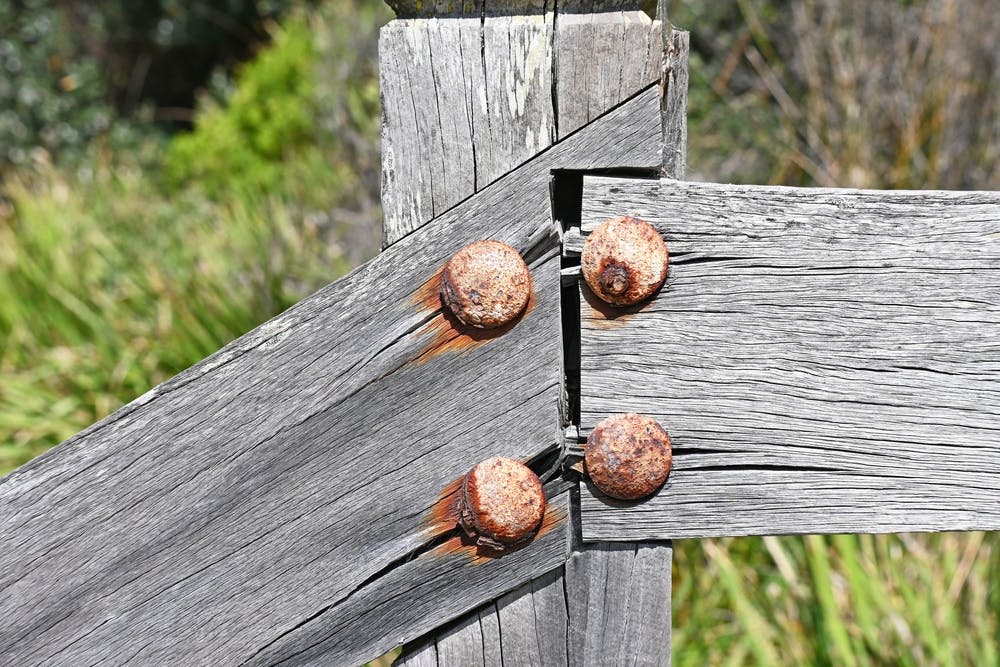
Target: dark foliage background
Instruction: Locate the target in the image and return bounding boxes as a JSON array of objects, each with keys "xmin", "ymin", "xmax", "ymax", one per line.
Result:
[{"xmin": 0, "ymin": 0, "xmax": 313, "ymax": 167}]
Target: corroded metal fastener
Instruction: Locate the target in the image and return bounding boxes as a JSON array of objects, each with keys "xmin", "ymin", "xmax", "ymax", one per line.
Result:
[
  {"xmin": 585, "ymin": 413, "xmax": 672, "ymax": 500},
  {"xmin": 441, "ymin": 240, "xmax": 532, "ymax": 329},
  {"xmin": 458, "ymin": 457, "xmax": 546, "ymax": 552},
  {"xmin": 581, "ymin": 216, "xmax": 669, "ymax": 306}
]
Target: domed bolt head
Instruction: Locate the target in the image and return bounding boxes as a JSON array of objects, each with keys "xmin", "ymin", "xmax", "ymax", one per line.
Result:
[
  {"xmin": 581, "ymin": 216, "xmax": 668, "ymax": 306},
  {"xmin": 457, "ymin": 457, "xmax": 546, "ymax": 552},
  {"xmin": 440, "ymin": 240, "xmax": 532, "ymax": 329},
  {"xmin": 585, "ymin": 413, "xmax": 672, "ymax": 500}
]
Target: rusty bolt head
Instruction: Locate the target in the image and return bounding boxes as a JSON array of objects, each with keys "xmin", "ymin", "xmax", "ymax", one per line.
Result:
[
  {"xmin": 585, "ymin": 413, "xmax": 672, "ymax": 500},
  {"xmin": 458, "ymin": 457, "xmax": 546, "ymax": 552},
  {"xmin": 440, "ymin": 240, "xmax": 532, "ymax": 329},
  {"xmin": 581, "ymin": 216, "xmax": 668, "ymax": 306}
]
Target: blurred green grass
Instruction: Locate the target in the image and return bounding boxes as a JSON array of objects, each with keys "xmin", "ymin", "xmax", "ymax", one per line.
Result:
[
  {"xmin": 674, "ymin": 533, "xmax": 999, "ymax": 666},
  {"xmin": 2, "ymin": 1, "xmax": 999, "ymax": 665},
  {"xmin": 0, "ymin": 0, "xmax": 388, "ymax": 472},
  {"xmin": 0, "ymin": 167, "xmax": 351, "ymax": 469}
]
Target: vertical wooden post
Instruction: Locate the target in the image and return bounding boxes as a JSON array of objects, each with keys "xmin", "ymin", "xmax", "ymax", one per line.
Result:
[
  {"xmin": 382, "ymin": 2, "xmax": 686, "ymax": 664},
  {"xmin": 565, "ymin": 542, "xmax": 673, "ymax": 665},
  {"xmin": 379, "ymin": 1, "xmax": 662, "ymax": 247},
  {"xmin": 380, "ymin": 1, "xmax": 557, "ymax": 247}
]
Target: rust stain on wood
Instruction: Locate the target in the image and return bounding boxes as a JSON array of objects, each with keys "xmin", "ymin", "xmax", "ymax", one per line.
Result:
[
  {"xmin": 409, "ymin": 267, "xmax": 535, "ymax": 364},
  {"xmin": 423, "ymin": 474, "xmax": 464, "ymax": 538},
  {"xmin": 426, "ymin": 493, "xmax": 567, "ymax": 565},
  {"xmin": 411, "ymin": 266, "xmax": 446, "ymax": 312}
]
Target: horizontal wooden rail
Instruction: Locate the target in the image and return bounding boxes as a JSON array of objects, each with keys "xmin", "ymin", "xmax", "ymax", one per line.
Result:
[
  {"xmin": 573, "ymin": 176, "xmax": 1000, "ymax": 541},
  {"xmin": 0, "ymin": 91, "xmax": 661, "ymax": 667}
]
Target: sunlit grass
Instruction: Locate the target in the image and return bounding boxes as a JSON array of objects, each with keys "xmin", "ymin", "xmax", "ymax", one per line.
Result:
[
  {"xmin": 673, "ymin": 533, "xmax": 1000, "ymax": 665},
  {"xmin": 0, "ymin": 161, "xmax": 358, "ymax": 473},
  {"xmin": 0, "ymin": 0, "xmax": 387, "ymax": 474}
]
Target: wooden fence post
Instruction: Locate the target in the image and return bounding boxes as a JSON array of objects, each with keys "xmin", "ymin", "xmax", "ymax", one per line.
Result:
[
  {"xmin": 384, "ymin": 2, "xmax": 687, "ymax": 664},
  {"xmin": 380, "ymin": 0, "xmax": 666, "ymax": 246}
]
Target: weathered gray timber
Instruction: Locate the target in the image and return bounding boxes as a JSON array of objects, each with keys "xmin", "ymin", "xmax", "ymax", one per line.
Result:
[
  {"xmin": 396, "ymin": 543, "xmax": 672, "ymax": 666},
  {"xmin": 384, "ymin": 0, "xmax": 648, "ymax": 16},
  {"xmin": 379, "ymin": 7, "xmax": 553, "ymax": 246},
  {"xmin": 392, "ymin": 10, "xmax": 685, "ymax": 663},
  {"xmin": 0, "ymin": 90, "xmax": 660, "ymax": 667},
  {"xmin": 554, "ymin": 9, "xmax": 661, "ymax": 138},
  {"xmin": 397, "ymin": 569, "xmax": 567, "ymax": 666},
  {"xmin": 385, "ymin": 1, "xmax": 544, "ymax": 18},
  {"xmin": 565, "ymin": 542, "xmax": 672, "ymax": 666},
  {"xmin": 572, "ymin": 176, "xmax": 1000, "ymax": 541},
  {"xmin": 660, "ymin": 30, "xmax": 688, "ymax": 179},
  {"xmin": 379, "ymin": 2, "xmax": 668, "ymax": 247},
  {"xmin": 379, "ymin": 14, "xmax": 483, "ymax": 241},
  {"xmin": 245, "ymin": 489, "xmax": 572, "ymax": 667}
]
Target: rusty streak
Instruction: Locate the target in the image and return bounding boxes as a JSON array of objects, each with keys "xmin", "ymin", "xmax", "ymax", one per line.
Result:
[
  {"xmin": 428, "ymin": 496, "xmax": 567, "ymax": 565},
  {"xmin": 409, "ymin": 267, "xmax": 536, "ymax": 364}
]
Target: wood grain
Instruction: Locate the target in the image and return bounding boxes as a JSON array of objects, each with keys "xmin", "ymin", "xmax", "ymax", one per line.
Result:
[
  {"xmin": 379, "ymin": 16, "xmax": 488, "ymax": 244},
  {"xmin": 660, "ymin": 30, "xmax": 688, "ymax": 179},
  {"xmin": 478, "ymin": 10, "xmax": 555, "ymax": 187},
  {"xmin": 576, "ymin": 176, "xmax": 1000, "ymax": 541},
  {"xmin": 245, "ymin": 491, "xmax": 572, "ymax": 667},
  {"xmin": 0, "ymin": 91, "xmax": 660, "ymax": 667},
  {"xmin": 565, "ymin": 542, "xmax": 672, "ymax": 667},
  {"xmin": 384, "ymin": 1, "xmax": 644, "ymax": 18},
  {"xmin": 397, "ymin": 22, "xmax": 688, "ymax": 667},
  {"xmin": 554, "ymin": 10, "xmax": 661, "ymax": 138},
  {"xmin": 379, "ymin": 7, "xmax": 555, "ymax": 247},
  {"xmin": 396, "ymin": 570, "xmax": 567, "ymax": 666},
  {"xmin": 394, "ymin": 542, "xmax": 671, "ymax": 667}
]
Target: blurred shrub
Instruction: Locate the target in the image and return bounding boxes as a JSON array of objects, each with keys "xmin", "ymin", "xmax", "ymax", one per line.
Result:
[
  {"xmin": 95, "ymin": 0, "xmax": 305, "ymax": 114},
  {"xmin": 0, "ymin": 2, "xmax": 114, "ymax": 167},
  {"xmin": 675, "ymin": 0, "xmax": 1000, "ymax": 190},
  {"xmin": 0, "ymin": 0, "xmax": 307, "ymax": 170},
  {"xmin": 164, "ymin": 1, "xmax": 387, "ymax": 255},
  {"xmin": 163, "ymin": 16, "xmax": 317, "ymax": 197},
  {"xmin": 0, "ymin": 0, "xmax": 389, "ymax": 472}
]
